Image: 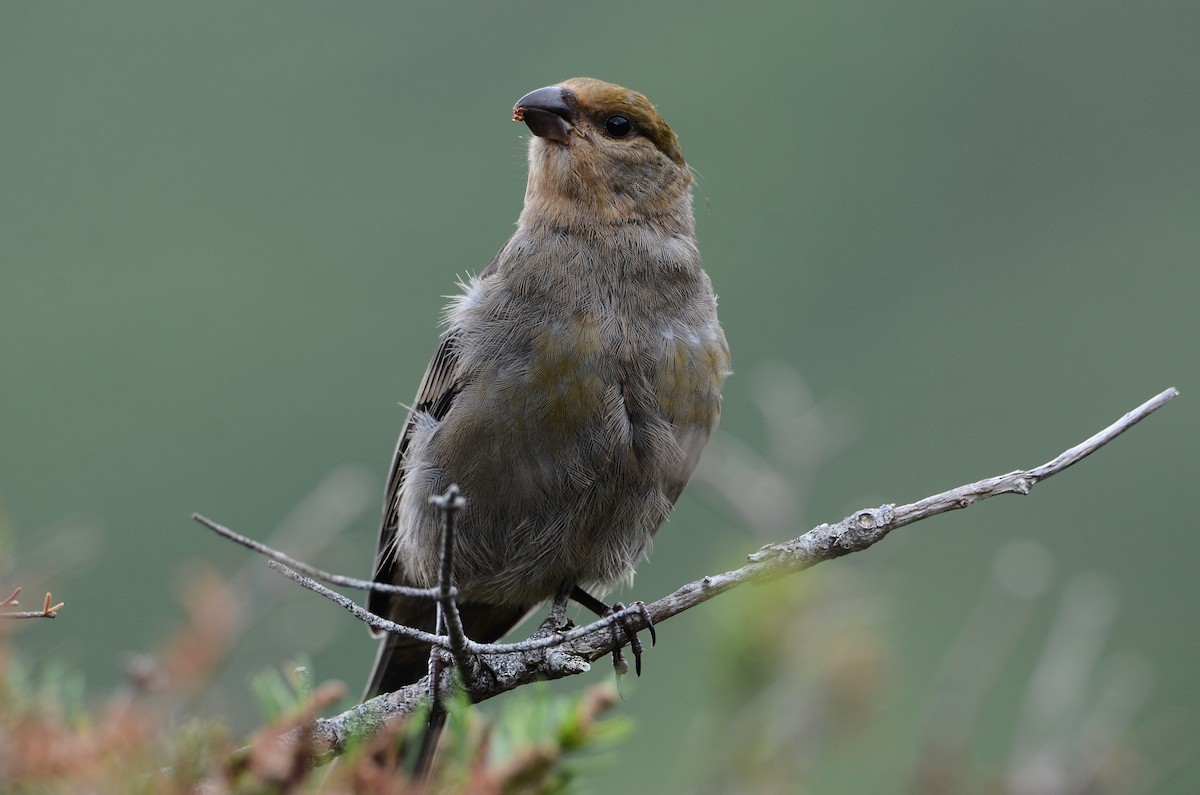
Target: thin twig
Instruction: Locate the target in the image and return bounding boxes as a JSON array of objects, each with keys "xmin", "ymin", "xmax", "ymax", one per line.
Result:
[
  {"xmin": 266, "ymin": 561, "xmax": 447, "ymax": 645},
  {"xmin": 266, "ymin": 559, "xmax": 646, "ymax": 657},
  {"xmin": 192, "ymin": 513, "xmax": 442, "ymax": 599},
  {"xmin": 431, "ymin": 486, "xmax": 473, "ymax": 674},
  {"xmin": 415, "ymin": 486, "xmax": 471, "ymax": 781},
  {"xmin": 0, "ymin": 612, "xmax": 61, "ymax": 620}
]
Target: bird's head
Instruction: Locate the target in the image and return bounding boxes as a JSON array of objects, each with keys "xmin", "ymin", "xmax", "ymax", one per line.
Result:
[{"xmin": 513, "ymin": 78, "xmax": 693, "ymax": 227}]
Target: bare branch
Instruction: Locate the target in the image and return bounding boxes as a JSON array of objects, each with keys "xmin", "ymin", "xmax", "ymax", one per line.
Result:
[
  {"xmin": 195, "ymin": 388, "xmax": 1178, "ymax": 760},
  {"xmin": 313, "ymin": 388, "xmax": 1177, "ymax": 755},
  {"xmin": 515, "ymin": 387, "xmax": 1182, "ymax": 662}
]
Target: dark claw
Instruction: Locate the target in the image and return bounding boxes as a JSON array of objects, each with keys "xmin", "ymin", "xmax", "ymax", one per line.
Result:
[
  {"xmin": 614, "ymin": 601, "xmax": 656, "ymax": 674},
  {"xmin": 631, "ymin": 600, "xmax": 656, "ymax": 647},
  {"xmin": 611, "ymin": 601, "xmax": 646, "ymax": 676},
  {"xmin": 571, "ymin": 587, "xmax": 655, "ymax": 677}
]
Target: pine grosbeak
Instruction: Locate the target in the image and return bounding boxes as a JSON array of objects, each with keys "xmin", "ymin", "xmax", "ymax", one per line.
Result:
[{"xmin": 366, "ymin": 78, "xmax": 729, "ymax": 698}]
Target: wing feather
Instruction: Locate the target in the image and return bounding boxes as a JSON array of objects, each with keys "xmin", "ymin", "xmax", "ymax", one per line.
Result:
[
  {"xmin": 367, "ymin": 251, "xmax": 502, "ymax": 627},
  {"xmin": 367, "ymin": 329, "xmax": 462, "ymax": 627}
]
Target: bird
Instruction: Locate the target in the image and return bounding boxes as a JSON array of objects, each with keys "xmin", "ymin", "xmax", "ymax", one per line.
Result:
[{"xmin": 365, "ymin": 77, "xmax": 729, "ymax": 702}]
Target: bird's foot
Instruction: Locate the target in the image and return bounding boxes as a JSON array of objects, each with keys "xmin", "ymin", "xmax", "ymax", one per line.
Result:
[
  {"xmin": 608, "ymin": 601, "xmax": 656, "ymax": 677},
  {"xmin": 571, "ymin": 587, "xmax": 656, "ymax": 677}
]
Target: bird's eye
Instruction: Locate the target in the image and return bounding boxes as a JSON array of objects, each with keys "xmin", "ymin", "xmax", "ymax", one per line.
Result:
[{"xmin": 605, "ymin": 115, "xmax": 632, "ymax": 138}]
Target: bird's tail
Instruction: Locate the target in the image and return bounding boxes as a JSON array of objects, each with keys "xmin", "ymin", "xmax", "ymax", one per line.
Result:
[
  {"xmin": 363, "ymin": 600, "xmax": 534, "ymax": 777},
  {"xmin": 363, "ymin": 606, "xmax": 439, "ymax": 702}
]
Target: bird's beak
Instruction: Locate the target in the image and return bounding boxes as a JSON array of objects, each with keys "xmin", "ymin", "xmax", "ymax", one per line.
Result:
[{"xmin": 512, "ymin": 85, "xmax": 577, "ymax": 145}]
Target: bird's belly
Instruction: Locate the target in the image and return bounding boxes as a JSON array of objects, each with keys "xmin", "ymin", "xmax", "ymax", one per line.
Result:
[
  {"xmin": 448, "ymin": 368, "xmax": 664, "ymax": 602},
  {"xmin": 400, "ymin": 312, "xmax": 722, "ymax": 606}
]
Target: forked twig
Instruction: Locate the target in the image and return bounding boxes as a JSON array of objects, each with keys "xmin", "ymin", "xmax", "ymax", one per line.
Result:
[{"xmin": 1, "ymin": 588, "xmax": 65, "ymax": 620}]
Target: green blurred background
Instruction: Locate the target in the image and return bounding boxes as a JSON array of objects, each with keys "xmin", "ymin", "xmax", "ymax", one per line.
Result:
[{"xmin": 2, "ymin": 1, "xmax": 1196, "ymax": 791}]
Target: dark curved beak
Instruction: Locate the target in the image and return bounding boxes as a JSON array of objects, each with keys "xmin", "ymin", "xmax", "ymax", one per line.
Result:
[{"xmin": 512, "ymin": 85, "xmax": 578, "ymax": 145}]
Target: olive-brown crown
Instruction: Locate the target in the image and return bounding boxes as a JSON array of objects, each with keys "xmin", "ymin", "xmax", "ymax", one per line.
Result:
[{"xmin": 558, "ymin": 77, "xmax": 685, "ymax": 166}]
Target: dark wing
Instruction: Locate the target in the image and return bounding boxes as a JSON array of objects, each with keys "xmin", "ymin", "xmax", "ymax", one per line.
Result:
[
  {"xmin": 367, "ymin": 252, "xmax": 502, "ymax": 627},
  {"xmin": 366, "ymin": 329, "xmax": 463, "ymax": 627},
  {"xmin": 365, "ymin": 254, "xmax": 536, "ymax": 697}
]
